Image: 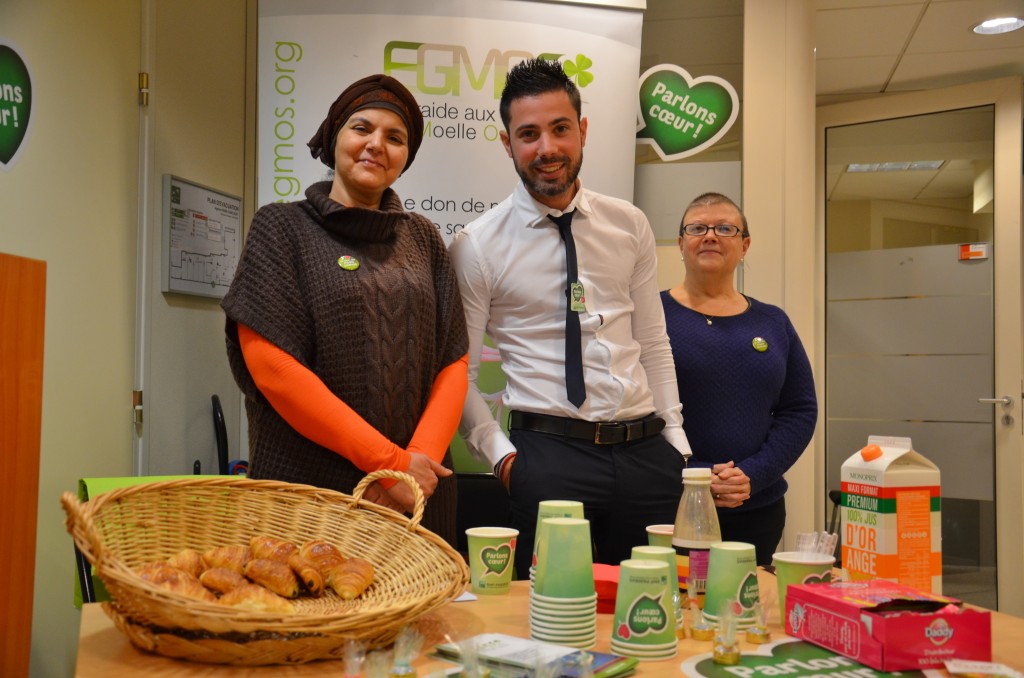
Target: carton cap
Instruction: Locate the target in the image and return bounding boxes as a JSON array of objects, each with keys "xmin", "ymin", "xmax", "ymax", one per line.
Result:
[{"xmin": 860, "ymin": 444, "xmax": 883, "ymax": 461}]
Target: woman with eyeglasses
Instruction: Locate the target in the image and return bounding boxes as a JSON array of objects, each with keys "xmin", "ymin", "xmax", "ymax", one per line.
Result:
[{"xmin": 660, "ymin": 192, "xmax": 817, "ymax": 565}]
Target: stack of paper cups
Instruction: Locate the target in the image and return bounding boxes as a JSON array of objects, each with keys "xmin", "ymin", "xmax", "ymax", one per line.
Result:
[
  {"xmin": 702, "ymin": 542, "xmax": 760, "ymax": 629},
  {"xmin": 530, "ymin": 517, "xmax": 597, "ymax": 649},
  {"xmin": 529, "ymin": 500, "xmax": 585, "ymax": 586},
  {"xmin": 610, "ymin": 559, "xmax": 678, "ymax": 660}
]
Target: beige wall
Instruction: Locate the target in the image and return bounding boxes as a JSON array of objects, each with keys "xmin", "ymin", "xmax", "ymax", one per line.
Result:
[
  {"xmin": 1, "ymin": 1, "xmax": 248, "ymax": 675},
  {"xmin": 0, "ymin": 1, "xmax": 140, "ymax": 675}
]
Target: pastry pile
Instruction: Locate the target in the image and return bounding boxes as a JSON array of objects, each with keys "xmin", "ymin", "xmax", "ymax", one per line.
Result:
[{"xmin": 135, "ymin": 536, "xmax": 375, "ymax": 613}]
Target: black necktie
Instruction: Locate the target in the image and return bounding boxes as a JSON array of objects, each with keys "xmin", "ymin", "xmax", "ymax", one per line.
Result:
[{"xmin": 549, "ymin": 210, "xmax": 587, "ymax": 408}]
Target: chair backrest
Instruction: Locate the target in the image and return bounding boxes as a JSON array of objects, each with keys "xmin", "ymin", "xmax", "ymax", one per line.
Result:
[
  {"xmin": 212, "ymin": 394, "xmax": 229, "ymax": 475},
  {"xmin": 827, "ymin": 489, "xmax": 843, "ymax": 562}
]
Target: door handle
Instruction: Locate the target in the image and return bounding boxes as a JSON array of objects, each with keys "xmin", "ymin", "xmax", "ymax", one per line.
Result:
[{"xmin": 978, "ymin": 396, "xmax": 1014, "ymax": 407}]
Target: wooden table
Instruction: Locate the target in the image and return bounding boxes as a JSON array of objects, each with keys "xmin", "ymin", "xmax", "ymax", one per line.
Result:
[{"xmin": 76, "ymin": 576, "xmax": 1024, "ymax": 676}]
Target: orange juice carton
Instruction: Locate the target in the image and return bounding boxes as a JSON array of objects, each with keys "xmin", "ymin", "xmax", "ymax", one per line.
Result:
[
  {"xmin": 840, "ymin": 435, "xmax": 941, "ymax": 592},
  {"xmin": 785, "ymin": 579, "xmax": 991, "ymax": 671}
]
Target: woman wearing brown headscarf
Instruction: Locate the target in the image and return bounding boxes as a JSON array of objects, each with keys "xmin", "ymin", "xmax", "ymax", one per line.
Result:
[{"xmin": 222, "ymin": 75, "xmax": 468, "ymax": 545}]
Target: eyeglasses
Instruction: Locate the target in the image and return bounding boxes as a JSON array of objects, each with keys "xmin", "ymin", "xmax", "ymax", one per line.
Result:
[{"xmin": 681, "ymin": 223, "xmax": 746, "ymax": 238}]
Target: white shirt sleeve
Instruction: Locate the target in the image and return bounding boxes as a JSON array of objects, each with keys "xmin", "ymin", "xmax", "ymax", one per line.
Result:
[
  {"xmin": 629, "ymin": 211, "xmax": 693, "ymax": 460},
  {"xmin": 449, "ymin": 230, "xmax": 517, "ymax": 469}
]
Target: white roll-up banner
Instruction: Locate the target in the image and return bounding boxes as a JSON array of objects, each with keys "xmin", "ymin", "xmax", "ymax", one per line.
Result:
[{"xmin": 258, "ymin": 0, "xmax": 644, "ymax": 244}]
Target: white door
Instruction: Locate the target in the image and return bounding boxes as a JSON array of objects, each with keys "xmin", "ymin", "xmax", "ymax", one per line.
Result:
[
  {"xmin": 817, "ymin": 77, "xmax": 1023, "ymax": 614},
  {"xmin": 133, "ymin": 0, "xmax": 248, "ymax": 476}
]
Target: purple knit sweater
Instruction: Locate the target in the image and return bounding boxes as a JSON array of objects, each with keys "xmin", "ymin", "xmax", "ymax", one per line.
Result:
[{"xmin": 661, "ymin": 292, "xmax": 817, "ymax": 514}]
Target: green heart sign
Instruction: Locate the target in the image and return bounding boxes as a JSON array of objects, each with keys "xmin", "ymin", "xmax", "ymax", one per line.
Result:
[
  {"xmin": 626, "ymin": 593, "xmax": 668, "ymax": 635},
  {"xmin": 0, "ymin": 44, "xmax": 32, "ymax": 169},
  {"xmin": 480, "ymin": 544, "xmax": 512, "ymax": 575},
  {"xmin": 636, "ymin": 65, "xmax": 737, "ymax": 162}
]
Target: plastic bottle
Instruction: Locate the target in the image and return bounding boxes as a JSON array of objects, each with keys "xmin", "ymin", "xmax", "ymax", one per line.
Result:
[{"xmin": 673, "ymin": 467, "xmax": 722, "ymax": 610}]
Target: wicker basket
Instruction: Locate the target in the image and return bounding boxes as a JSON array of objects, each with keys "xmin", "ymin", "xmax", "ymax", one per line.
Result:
[{"xmin": 62, "ymin": 470, "xmax": 469, "ymax": 665}]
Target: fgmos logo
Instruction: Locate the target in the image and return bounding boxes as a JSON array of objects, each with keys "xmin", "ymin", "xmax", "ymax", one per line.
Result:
[
  {"xmin": 384, "ymin": 42, "xmax": 595, "ymax": 98},
  {"xmin": 925, "ymin": 617, "xmax": 954, "ymax": 645}
]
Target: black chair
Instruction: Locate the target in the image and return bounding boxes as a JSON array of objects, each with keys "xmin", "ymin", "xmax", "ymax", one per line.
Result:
[
  {"xmin": 212, "ymin": 394, "xmax": 229, "ymax": 475},
  {"xmin": 828, "ymin": 489, "xmax": 843, "ymax": 561},
  {"xmin": 455, "ymin": 472, "xmax": 513, "ymax": 554}
]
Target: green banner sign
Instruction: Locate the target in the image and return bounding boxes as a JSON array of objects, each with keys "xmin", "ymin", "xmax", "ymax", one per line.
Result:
[
  {"xmin": 0, "ymin": 43, "xmax": 32, "ymax": 169},
  {"xmin": 636, "ymin": 65, "xmax": 737, "ymax": 162}
]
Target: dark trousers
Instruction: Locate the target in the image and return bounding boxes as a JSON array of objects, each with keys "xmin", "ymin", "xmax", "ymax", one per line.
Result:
[
  {"xmin": 718, "ymin": 497, "xmax": 786, "ymax": 567},
  {"xmin": 508, "ymin": 429, "xmax": 685, "ymax": 579}
]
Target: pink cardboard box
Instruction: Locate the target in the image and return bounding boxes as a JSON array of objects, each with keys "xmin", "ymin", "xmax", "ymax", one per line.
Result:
[{"xmin": 785, "ymin": 579, "xmax": 991, "ymax": 671}]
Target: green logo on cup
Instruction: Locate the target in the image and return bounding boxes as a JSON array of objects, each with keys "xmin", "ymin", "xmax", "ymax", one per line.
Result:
[
  {"xmin": 802, "ymin": 571, "xmax": 831, "ymax": 585},
  {"xmin": 0, "ymin": 44, "xmax": 33, "ymax": 169},
  {"xmin": 636, "ymin": 65, "xmax": 738, "ymax": 162},
  {"xmin": 738, "ymin": 571, "xmax": 760, "ymax": 610},
  {"xmin": 627, "ymin": 593, "xmax": 668, "ymax": 635},
  {"xmin": 480, "ymin": 544, "xmax": 512, "ymax": 575}
]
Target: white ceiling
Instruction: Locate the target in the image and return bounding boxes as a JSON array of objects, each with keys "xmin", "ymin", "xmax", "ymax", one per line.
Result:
[
  {"xmin": 639, "ymin": 0, "xmax": 1024, "ymax": 201},
  {"xmin": 641, "ymin": 0, "xmax": 1024, "ymax": 106}
]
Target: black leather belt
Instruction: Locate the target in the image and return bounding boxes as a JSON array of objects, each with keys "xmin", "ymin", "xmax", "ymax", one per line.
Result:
[{"xmin": 509, "ymin": 410, "xmax": 665, "ymax": 445}]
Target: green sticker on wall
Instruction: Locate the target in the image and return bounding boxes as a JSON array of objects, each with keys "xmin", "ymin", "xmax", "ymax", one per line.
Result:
[
  {"xmin": 0, "ymin": 43, "xmax": 33, "ymax": 169},
  {"xmin": 636, "ymin": 65, "xmax": 738, "ymax": 162}
]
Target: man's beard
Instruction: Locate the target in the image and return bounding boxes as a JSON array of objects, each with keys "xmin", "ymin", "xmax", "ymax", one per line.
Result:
[{"xmin": 516, "ymin": 151, "xmax": 584, "ymax": 198}]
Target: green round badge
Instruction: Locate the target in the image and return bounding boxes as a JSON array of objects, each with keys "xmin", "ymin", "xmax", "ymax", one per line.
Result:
[
  {"xmin": 752, "ymin": 337, "xmax": 768, "ymax": 352},
  {"xmin": 338, "ymin": 255, "xmax": 360, "ymax": 271}
]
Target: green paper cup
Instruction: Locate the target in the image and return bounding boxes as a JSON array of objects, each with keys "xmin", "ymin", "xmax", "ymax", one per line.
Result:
[
  {"xmin": 773, "ymin": 551, "xmax": 835, "ymax": 622},
  {"xmin": 466, "ymin": 526, "xmax": 519, "ymax": 595},
  {"xmin": 533, "ymin": 518, "xmax": 595, "ymax": 598},
  {"xmin": 703, "ymin": 541, "xmax": 759, "ymax": 629},
  {"xmin": 645, "ymin": 524, "xmax": 674, "ymax": 548},
  {"xmin": 632, "ymin": 545, "xmax": 683, "ymax": 634},
  {"xmin": 532, "ymin": 500, "xmax": 585, "ymax": 568},
  {"xmin": 612, "ymin": 559, "xmax": 676, "ymax": 647},
  {"xmin": 631, "ymin": 545, "xmax": 679, "ymax": 586}
]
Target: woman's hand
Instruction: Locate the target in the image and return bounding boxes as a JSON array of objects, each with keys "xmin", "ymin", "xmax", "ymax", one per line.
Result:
[
  {"xmin": 404, "ymin": 452, "xmax": 453, "ymax": 499},
  {"xmin": 711, "ymin": 461, "xmax": 751, "ymax": 508},
  {"xmin": 363, "ymin": 480, "xmax": 408, "ymax": 513}
]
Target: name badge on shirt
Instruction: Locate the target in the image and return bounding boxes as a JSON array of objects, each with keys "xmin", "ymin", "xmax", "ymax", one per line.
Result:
[{"xmin": 570, "ymin": 282, "xmax": 587, "ymax": 312}]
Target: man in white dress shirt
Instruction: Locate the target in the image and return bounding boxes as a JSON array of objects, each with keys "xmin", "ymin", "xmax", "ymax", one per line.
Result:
[{"xmin": 450, "ymin": 58, "xmax": 692, "ymax": 576}]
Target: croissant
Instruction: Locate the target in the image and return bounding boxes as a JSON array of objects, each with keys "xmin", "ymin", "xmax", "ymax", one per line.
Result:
[
  {"xmin": 328, "ymin": 557, "xmax": 375, "ymax": 600},
  {"xmin": 202, "ymin": 545, "xmax": 252, "ymax": 574},
  {"xmin": 199, "ymin": 567, "xmax": 248, "ymax": 595},
  {"xmin": 219, "ymin": 583, "xmax": 294, "ymax": 614},
  {"xmin": 138, "ymin": 562, "xmax": 216, "ymax": 602},
  {"xmin": 250, "ymin": 535, "xmax": 298, "ymax": 563},
  {"xmin": 243, "ymin": 558, "xmax": 301, "ymax": 598},
  {"xmin": 137, "ymin": 561, "xmax": 184, "ymax": 585},
  {"xmin": 288, "ymin": 553, "xmax": 324, "ymax": 597},
  {"xmin": 299, "ymin": 539, "xmax": 346, "ymax": 572},
  {"xmin": 166, "ymin": 548, "xmax": 205, "ymax": 578}
]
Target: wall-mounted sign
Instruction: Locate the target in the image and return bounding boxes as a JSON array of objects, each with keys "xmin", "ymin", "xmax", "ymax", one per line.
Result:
[
  {"xmin": 959, "ymin": 242, "xmax": 991, "ymax": 261},
  {"xmin": 161, "ymin": 175, "xmax": 242, "ymax": 299},
  {"xmin": 0, "ymin": 43, "xmax": 33, "ymax": 170},
  {"xmin": 636, "ymin": 65, "xmax": 738, "ymax": 162}
]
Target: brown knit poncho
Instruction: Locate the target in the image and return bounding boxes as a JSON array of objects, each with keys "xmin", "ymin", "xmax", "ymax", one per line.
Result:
[{"xmin": 222, "ymin": 181, "xmax": 468, "ymax": 543}]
